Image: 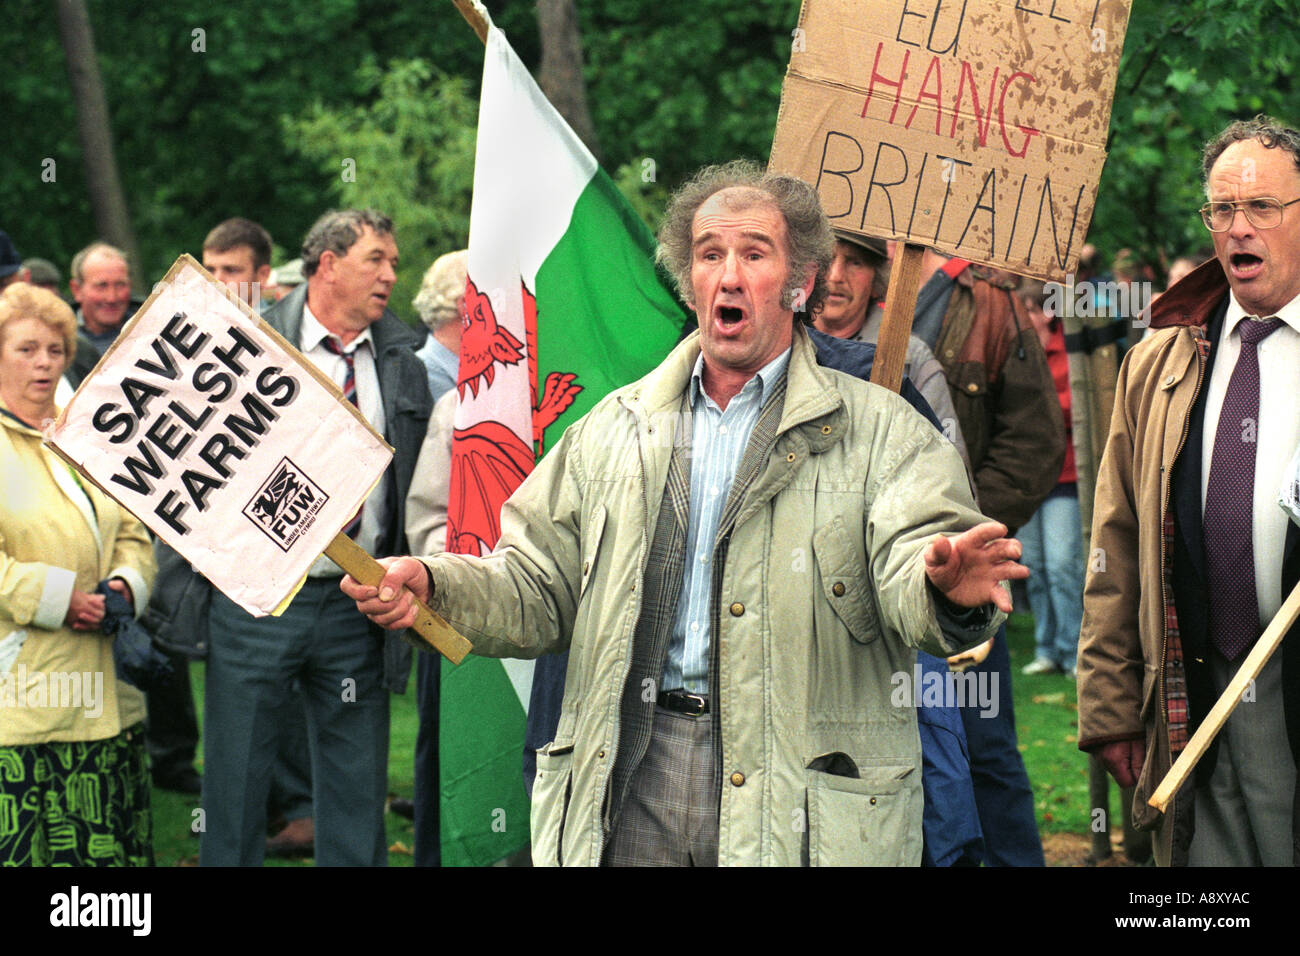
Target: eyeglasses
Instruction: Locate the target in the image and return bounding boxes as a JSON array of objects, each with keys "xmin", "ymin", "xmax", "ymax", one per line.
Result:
[{"xmin": 1200, "ymin": 196, "xmax": 1300, "ymax": 232}]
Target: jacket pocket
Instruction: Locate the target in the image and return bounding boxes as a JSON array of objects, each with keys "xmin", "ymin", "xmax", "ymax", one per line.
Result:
[
  {"xmin": 948, "ymin": 362, "xmax": 987, "ymax": 463},
  {"xmin": 1133, "ymin": 662, "xmax": 1163, "ymax": 830},
  {"xmin": 805, "ymin": 763, "xmax": 915, "ymax": 866},
  {"xmin": 1139, "ymin": 662, "xmax": 1159, "ymax": 725},
  {"xmin": 530, "ymin": 740, "xmax": 575, "ymax": 866},
  {"xmin": 812, "ymin": 517, "xmax": 878, "ymax": 645},
  {"xmin": 579, "ymin": 505, "xmax": 608, "ymax": 601}
]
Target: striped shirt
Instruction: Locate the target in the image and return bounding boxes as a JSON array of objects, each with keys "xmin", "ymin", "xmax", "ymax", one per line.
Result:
[{"xmin": 662, "ymin": 348, "xmax": 791, "ymax": 694}]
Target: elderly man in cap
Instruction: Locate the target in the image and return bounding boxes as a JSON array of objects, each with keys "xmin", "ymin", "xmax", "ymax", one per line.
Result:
[{"xmin": 813, "ymin": 232, "xmax": 969, "ymax": 472}]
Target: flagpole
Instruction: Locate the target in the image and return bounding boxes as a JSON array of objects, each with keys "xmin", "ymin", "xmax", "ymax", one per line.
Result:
[{"xmin": 452, "ymin": 0, "xmax": 490, "ymax": 43}]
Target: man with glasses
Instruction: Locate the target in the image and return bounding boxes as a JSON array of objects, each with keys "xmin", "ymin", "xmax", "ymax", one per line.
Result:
[{"xmin": 1078, "ymin": 116, "xmax": 1300, "ymax": 866}]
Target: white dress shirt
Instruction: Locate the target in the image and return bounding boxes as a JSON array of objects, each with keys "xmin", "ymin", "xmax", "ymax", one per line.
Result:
[
  {"xmin": 1200, "ymin": 291, "xmax": 1300, "ymax": 625},
  {"xmin": 300, "ymin": 303, "xmax": 389, "ymax": 577}
]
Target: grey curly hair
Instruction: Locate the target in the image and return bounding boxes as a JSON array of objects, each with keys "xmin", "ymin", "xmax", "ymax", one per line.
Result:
[
  {"xmin": 1202, "ymin": 115, "xmax": 1300, "ymax": 194},
  {"xmin": 301, "ymin": 209, "xmax": 394, "ymax": 278},
  {"xmin": 656, "ymin": 160, "xmax": 834, "ymax": 319}
]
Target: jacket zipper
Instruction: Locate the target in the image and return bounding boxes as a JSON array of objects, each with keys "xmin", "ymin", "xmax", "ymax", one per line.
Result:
[{"xmin": 599, "ymin": 396, "xmax": 655, "ymax": 841}]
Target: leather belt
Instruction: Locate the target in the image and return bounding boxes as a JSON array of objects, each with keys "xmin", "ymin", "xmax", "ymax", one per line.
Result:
[{"xmin": 657, "ymin": 689, "xmax": 709, "ymax": 716}]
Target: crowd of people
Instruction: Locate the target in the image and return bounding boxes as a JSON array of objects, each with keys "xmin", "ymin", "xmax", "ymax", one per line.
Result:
[{"xmin": 1, "ymin": 112, "xmax": 1297, "ymax": 867}]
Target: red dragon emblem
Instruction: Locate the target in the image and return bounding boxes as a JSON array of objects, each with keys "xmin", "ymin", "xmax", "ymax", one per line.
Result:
[{"xmin": 447, "ymin": 277, "xmax": 583, "ymax": 556}]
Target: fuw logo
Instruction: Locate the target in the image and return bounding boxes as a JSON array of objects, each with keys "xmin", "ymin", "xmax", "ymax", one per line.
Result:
[{"xmin": 243, "ymin": 457, "xmax": 328, "ymax": 551}]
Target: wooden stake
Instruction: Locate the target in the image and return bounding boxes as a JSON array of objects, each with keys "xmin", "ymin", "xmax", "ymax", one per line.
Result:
[
  {"xmin": 452, "ymin": 0, "xmax": 490, "ymax": 43},
  {"xmin": 869, "ymin": 242, "xmax": 925, "ymax": 394},
  {"xmin": 326, "ymin": 531, "xmax": 473, "ymax": 665},
  {"xmin": 1149, "ymin": 576, "xmax": 1300, "ymax": 812}
]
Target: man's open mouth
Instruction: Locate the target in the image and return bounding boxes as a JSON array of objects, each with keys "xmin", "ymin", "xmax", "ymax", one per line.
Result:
[
  {"xmin": 1230, "ymin": 252, "xmax": 1264, "ymax": 278},
  {"xmin": 718, "ymin": 306, "xmax": 744, "ymax": 327}
]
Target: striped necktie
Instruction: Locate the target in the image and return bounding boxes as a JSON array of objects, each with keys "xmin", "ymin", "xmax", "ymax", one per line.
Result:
[{"xmin": 322, "ymin": 335, "xmax": 363, "ymax": 539}]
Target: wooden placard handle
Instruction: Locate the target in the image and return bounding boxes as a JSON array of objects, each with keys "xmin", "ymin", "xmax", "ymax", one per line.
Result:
[
  {"xmin": 869, "ymin": 242, "xmax": 925, "ymax": 394},
  {"xmin": 325, "ymin": 532, "xmax": 473, "ymax": 665},
  {"xmin": 1148, "ymin": 576, "xmax": 1300, "ymax": 812}
]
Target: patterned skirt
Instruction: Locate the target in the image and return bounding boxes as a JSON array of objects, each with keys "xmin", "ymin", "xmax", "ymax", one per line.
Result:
[{"xmin": 0, "ymin": 724, "xmax": 153, "ymax": 866}]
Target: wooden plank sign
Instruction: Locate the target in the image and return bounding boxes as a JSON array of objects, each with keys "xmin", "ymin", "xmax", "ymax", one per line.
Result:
[{"xmin": 770, "ymin": 0, "xmax": 1132, "ymax": 281}]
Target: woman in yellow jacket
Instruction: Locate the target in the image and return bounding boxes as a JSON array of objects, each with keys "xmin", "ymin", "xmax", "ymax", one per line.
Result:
[{"xmin": 0, "ymin": 282, "xmax": 155, "ymax": 866}]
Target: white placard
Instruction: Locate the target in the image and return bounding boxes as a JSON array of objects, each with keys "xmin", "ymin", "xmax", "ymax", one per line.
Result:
[{"xmin": 47, "ymin": 256, "xmax": 392, "ymax": 616}]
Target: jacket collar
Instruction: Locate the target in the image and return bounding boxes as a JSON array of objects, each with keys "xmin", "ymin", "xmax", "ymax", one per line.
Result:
[
  {"xmin": 1, "ymin": 400, "xmax": 100, "ymax": 543},
  {"xmin": 625, "ymin": 323, "xmax": 846, "ymax": 452},
  {"xmin": 0, "ymin": 400, "xmax": 48, "ymax": 437},
  {"xmin": 1149, "ymin": 257, "xmax": 1232, "ymax": 330},
  {"xmin": 264, "ymin": 282, "xmax": 418, "ymax": 361}
]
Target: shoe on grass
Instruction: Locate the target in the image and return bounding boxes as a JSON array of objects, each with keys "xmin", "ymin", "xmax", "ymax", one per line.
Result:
[{"xmin": 1021, "ymin": 657, "xmax": 1060, "ymax": 676}]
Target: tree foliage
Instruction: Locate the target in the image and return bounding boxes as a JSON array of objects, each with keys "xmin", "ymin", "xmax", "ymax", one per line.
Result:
[
  {"xmin": 285, "ymin": 59, "xmax": 478, "ymax": 318},
  {"xmin": 1091, "ymin": 0, "xmax": 1297, "ymax": 277},
  {"xmin": 6, "ymin": 0, "xmax": 1300, "ymax": 300},
  {"xmin": 6, "ymin": 0, "xmax": 531, "ymax": 303}
]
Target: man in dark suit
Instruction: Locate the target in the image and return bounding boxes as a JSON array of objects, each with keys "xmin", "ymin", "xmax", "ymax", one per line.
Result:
[
  {"xmin": 1078, "ymin": 117, "xmax": 1300, "ymax": 865},
  {"xmin": 199, "ymin": 209, "xmax": 431, "ymax": 866}
]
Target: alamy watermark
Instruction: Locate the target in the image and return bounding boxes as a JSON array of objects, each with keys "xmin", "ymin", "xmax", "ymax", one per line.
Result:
[
  {"xmin": 0, "ymin": 666, "xmax": 104, "ymax": 718},
  {"xmin": 890, "ymin": 662, "xmax": 1000, "ymax": 718},
  {"xmin": 1043, "ymin": 275, "xmax": 1155, "ymax": 325},
  {"xmin": 50, "ymin": 886, "xmax": 151, "ymax": 936}
]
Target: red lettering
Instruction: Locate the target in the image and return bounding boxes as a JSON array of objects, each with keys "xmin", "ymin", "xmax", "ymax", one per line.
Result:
[
  {"xmin": 861, "ymin": 42, "xmax": 910, "ymax": 123},
  {"xmin": 863, "ymin": 49, "xmax": 1042, "ymax": 161},
  {"xmin": 949, "ymin": 60, "xmax": 999, "ymax": 146},
  {"xmin": 904, "ymin": 55, "xmax": 945, "ymax": 134},
  {"xmin": 997, "ymin": 70, "xmax": 1040, "ymax": 158}
]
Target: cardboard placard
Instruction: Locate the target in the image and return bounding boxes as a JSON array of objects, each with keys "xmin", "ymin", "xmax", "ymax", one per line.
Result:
[
  {"xmin": 770, "ymin": 0, "xmax": 1132, "ymax": 281},
  {"xmin": 46, "ymin": 255, "xmax": 393, "ymax": 617}
]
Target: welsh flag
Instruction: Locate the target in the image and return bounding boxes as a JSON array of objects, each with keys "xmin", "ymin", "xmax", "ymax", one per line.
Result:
[{"xmin": 439, "ymin": 23, "xmax": 688, "ymax": 866}]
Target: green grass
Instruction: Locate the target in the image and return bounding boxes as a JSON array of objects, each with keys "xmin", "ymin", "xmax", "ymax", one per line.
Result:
[
  {"xmin": 1005, "ymin": 611, "xmax": 1095, "ymax": 837},
  {"xmin": 152, "ymin": 615, "xmax": 1102, "ymax": 865},
  {"xmin": 152, "ymin": 661, "xmax": 418, "ymax": 867}
]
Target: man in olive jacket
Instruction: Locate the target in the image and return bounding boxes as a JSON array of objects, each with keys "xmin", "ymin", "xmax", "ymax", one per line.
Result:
[{"xmin": 346, "ymin": 163, "xmax": 1024, "ymax": 866}]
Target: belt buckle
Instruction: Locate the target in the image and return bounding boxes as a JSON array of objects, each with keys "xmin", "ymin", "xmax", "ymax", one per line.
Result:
[
  {"xmin": 661, "ymin": 689, "xmax": 708, "ymax": 716},
  {"xmin": 680, "ymin": 692, "xmax": 707, "ymax": 715}
]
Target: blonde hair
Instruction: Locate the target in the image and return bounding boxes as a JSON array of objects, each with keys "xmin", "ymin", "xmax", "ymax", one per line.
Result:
[
  {"xmin": 0, "ymin": 282, "xmax": 78, "ymax": 360},
  {"xmin": 412, "ymin": 250, "xmax": 468, "ymax": 331}
]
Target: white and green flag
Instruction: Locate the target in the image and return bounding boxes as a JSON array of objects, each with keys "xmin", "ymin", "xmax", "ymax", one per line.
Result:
[{"xmin": 440, "ymin": 23, "xmax": 687, "ymax": 866}]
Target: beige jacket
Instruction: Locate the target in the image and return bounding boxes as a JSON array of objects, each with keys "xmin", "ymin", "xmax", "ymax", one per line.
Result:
[
  {"xmin": 1077, "ymin": 260, "xmax": 1234, "ymax": 865},
  {"xmin": 423, "ymin": 325, "xmax": 1001, "ymax": 865},
  {"xmin": 0, "ymin": 406, "xmax": 155, "ymax": 744}
]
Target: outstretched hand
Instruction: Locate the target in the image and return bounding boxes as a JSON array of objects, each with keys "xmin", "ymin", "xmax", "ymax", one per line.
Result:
[
  {"xmin": 923, "ymin": 521, "xmax": 1028, "ymax": 614},
  {"xmin": 340, "ymin": 556, "xmax": 432, "ymax": 631}
]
